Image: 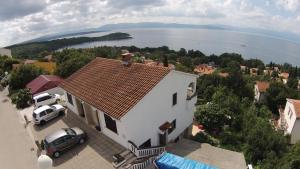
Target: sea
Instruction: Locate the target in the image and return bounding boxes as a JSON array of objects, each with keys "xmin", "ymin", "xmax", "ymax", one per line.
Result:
[{"xmin": 61, "ymin": 28, "xmax": 300, "ymax": 66}]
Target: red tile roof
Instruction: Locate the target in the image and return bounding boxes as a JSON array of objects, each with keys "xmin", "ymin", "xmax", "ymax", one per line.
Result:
[
  {"xmin": 279, "ymin": 72, "xmax": 289, "ymax": 79},
  {"xmin": 287, "ymin": 99, "xmax": 300, "ymax": 118},
  {"xmin": 256, "ymin": 81, "xmax": 270, "ymax": 92},
  {"xmin": 59, "ymin": 57, "xmax": 171, "ymax": 120},
  {"xmin": 26, "ymin": 75, "xmax": 63, "ymax": 95}
]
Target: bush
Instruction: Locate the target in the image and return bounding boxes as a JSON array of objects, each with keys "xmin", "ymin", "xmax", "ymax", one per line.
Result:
[
  {"xmin": 9, "ymin": 64, "xmax": 44, "ymax": 91},
  {"xmin": 192, "ymin": 132, "xmax": 219, "ymax": 146},
  {"xmin": 11, "ymin": 89, "xmax": 32, "ymax": 109}
]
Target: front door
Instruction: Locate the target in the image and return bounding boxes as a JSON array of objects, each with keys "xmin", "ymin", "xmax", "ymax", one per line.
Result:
[
  {"xmin": 95, "ymin": 110, "xmax": 101, "ymax": 131},
  {"xmin": 80, "ymin": 102, "xmax": 85, "ymax": 117},
  {"xmin": 159, "ymin": 132, "xmax": 167, "ymax": 146}
]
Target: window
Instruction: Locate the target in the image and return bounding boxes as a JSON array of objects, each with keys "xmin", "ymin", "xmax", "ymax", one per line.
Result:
[
  {"xmin": 53, "ymin": 138, "xmax": 65, "ymax": 145},
  {"xmin": 67, "ymin": 93, "xmax": 73, "ymax": 105},
  {"xmin": 139, "ymin": 139, "xmax": 151, "ymax": 148},
  {"xmin": 187, "ymin": 83, "xmax": 195, "ymax": 96},
  {"xmin": 40, "ymin": 111, "xmax": 46, "ymax": 117},
  {"xmin": 63, "ymin": 135, "xmax": 72, "ymax": 141},
  {"xmin": 172, "ymin": 93, "xmax": 177, "ymax": 106},
  {"xmin": 37, "ymin": 95, "xmax": 51, "ymax": 102},
  {"xmin": 46, "ymin": 109, "xmax": 53, "ymax": 114},
  {"xmin": 168, "ymin": 119, "xmax": 176, "ymax": 134},
  {"xmin": 104, "ymin": 114, "xmax": 118, "ymax": 134}
]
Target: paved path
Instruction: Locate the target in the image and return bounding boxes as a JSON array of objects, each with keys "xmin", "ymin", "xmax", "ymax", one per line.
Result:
[
  {"xmin": 0, "ymin": 89, "xmax": 38, "ymax": 169},
  {"xmin": 29, "ymin": 109, "xmax": 125, "ymax": 169}
]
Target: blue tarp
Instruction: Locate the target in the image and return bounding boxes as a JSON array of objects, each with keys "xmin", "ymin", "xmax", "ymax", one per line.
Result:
[{"xmin": 155, "ymin": 153, "xmax": 219, "ymax": 169}]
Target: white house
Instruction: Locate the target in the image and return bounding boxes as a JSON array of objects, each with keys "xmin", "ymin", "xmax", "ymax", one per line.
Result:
[
  {"xmin": 0, "ymin": 48, "xmax": 12, "ymax": 57},
  {"xmin": 59, "ymin": 57, "xmax": 198, "ymax": 150},
  {"xmin": 254, "ymin": 81, "xmax": 270, "ymax": 103},
  {"xmin": 278, "ymin": 99, "xmax": 300, "ymax": 144}
]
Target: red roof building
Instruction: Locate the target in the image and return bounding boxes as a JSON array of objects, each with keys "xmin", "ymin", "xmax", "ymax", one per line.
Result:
[{"xmin": 26, "ymin": 75, "xmax": 63, "ymax": 95}]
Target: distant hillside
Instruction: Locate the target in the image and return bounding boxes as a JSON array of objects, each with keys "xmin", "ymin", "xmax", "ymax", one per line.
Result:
[{"xmin": 7, "ymin": 32, "xmax": 131, "ymax": 58}]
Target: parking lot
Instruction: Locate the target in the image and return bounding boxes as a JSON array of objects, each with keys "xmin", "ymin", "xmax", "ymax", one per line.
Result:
[{"xmin": 28, "ymin": 109, "xmax": 125, "ymax": 169}]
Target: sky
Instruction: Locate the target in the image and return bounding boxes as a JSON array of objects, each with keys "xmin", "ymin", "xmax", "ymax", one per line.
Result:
[{"xmin": 0, "ymin": 0, "xmax": 300, "ymax": 46}]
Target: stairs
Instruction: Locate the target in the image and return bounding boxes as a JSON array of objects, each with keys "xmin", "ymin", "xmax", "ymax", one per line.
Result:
[{"xmin": 113, "ymin": 141, "xmax": 165, "ymax": 169}]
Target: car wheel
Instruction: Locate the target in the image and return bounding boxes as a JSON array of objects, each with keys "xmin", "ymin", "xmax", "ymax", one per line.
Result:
[
  {"xmin": 40, "ymin": 120, "xmax": 46, "ymax": 125},
  {"xmin": 53, "ymin": 151, "xmax": 60, "ymax": 158},
  {"xmin": 59, "ymin": 111, "xmax": 64, "ymax": 116},
  {"xmin": 79, "ymin": 138, "xmax": 85, "ymax": 144}
]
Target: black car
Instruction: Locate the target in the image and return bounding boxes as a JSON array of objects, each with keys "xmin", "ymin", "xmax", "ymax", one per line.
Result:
[{"xmin": 43, "ymin": 127, "xmax": 87, "ymax": 158}]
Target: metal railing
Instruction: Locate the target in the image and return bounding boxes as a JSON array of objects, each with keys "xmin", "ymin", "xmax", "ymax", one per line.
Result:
[
  {"xmin": 128, "ymin": 141, "xmax": 165, "ymax": 158},
  {"xmin": 186, "ymin": 92, "xmax": 197, "ymax": 100},
  {"xmin": 128, "ymin": 156, "xmax": 158, "ymax": 169}
]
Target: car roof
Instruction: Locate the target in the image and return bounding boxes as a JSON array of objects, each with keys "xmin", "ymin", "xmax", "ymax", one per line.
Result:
[
  {"xmin": 45, "ymin": 129, "xmax": 68, "ymax": 143},
  {"xmin": 33, "ymin": 93, "xmax": 50, "ymax": 100},
  {"xmin": 33, "ymin": 105, "xmax": 51, "ymax": 114}
]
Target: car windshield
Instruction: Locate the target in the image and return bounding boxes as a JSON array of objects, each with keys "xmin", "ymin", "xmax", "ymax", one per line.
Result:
[
  {"xmin": 65, "ymin": 128, "xmax": 76, "ymax": 135},
  {"xmin": 50, "ymin": 105, "xmax": 56, "ymax": 109}
]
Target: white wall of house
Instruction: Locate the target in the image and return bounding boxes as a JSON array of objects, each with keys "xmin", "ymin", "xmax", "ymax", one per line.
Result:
[
  {"xmin": 33, "ymin": 87, "xmax": 64, "ymax": 97},
  {"xmin": 95, "ymin": 108, "xmax": 129, "ymax": 148},
  {"xmin": 254, "ymin": 85, "xmax": 260, "ymax": 102},
  {"xmin": 0, "ymin": 48, "xmax": 12, "ymax": 57},
  {"xmin": 291, "ymin": 120, "xmax": 300, "ymax": 144},
  {"xmin": 283, "ymin": 101, "xmax": 297, "ymax": 135},
  {"xmin": 121, "ymin": 70, "xmax": 197, "ymax": 148},
  {"xmin": 62, "ymin": 70, "xmax": 197, "ymax": 149},
  {"xmin": 63, "ymin": 91, "xmax": 79, "ymax": 115}
]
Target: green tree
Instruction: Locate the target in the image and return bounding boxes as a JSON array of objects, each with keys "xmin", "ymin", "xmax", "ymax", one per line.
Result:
[
  {"xmin": 265, "ymin": 82, "xmax": 299, "ymax": 115},
  {"xmin": 9, "ymin": 65, "xmax": 44, "ymax": 92},
  {"xmin": 287, "ymin": 77, "xmax": 299, "ymax": 89},
  {"xmin": 242, "ymin": 106, "xmax": 288, "ymax": 165}
]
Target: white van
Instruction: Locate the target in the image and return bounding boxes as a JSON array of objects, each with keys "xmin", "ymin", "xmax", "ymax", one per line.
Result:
[
  {"xmin": 33, "ymin": 93, "xmax": 60, "ymax": 108},
  {"xmin": 32, "ymin": 104, "xmax": 65, "ymax": 125}
]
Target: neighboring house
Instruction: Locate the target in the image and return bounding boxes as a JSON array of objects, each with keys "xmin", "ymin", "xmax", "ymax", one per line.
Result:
[
  {"xmin": 279, "ymin": 72, "xmax": 289, "ymax": 84},
  {"xmin": 194, "ymin": 64, "xmax": 215, "ymax": 76},
  {"xmin": 250, "ymin": 68, "xmax": 258, "ymax": 76},
  {"xmin": 26, "ymin": 75, "xmax": 63, "ymax": 96},
  {"xmin": 0, "ymin": 48, "xmax": 12, "ymax": 57},
  {"xmin": 278, "ymin": 99, "xmax": 300, "ymax": 144},
  {"xmin": 218, "ymin": 72, "xmax": 229, "ymax": 78},
  {"xmin": 254, "ymin": 81, "xmax": 270, "ymax": 103},
  {"xmin": 264, "ymin": 69, "xmax": 273, "ymax": 76},
  {"xmin": 44, "ymin": 55, "xmax": 53, "ymax": 62},
  {"xmin": 240, "ymin": 65, "xmax": 246, "ymax": 72},
  {"xmin": 60, "ymin": 57, "xmax": 198, "ymax": 150},
  {"xmin": 143, "ymin": 58, "xmax": 175, "ymax": 69}
]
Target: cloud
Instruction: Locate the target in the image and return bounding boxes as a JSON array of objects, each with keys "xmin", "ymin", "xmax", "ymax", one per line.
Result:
[
  {"xmin": 0, "ymin": 0, "xmax": 47, "ymax": 21},
  {"xmin": 0, "ymin": 0, "xmax": 300, "ymax": 46},
  {"xmin": 106, "ymin": 0, "xmax": 165, "ymax": 9},
  {"xmin": 277, "ymin": 0, "xmax": 300, "ymax": 11}
]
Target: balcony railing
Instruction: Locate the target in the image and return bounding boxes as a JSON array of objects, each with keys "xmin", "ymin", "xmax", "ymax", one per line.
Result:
[
  {"xmin": 128, "ymin": 155, "xmax": 158, "ymax": 169},
  {"xmin": 187, "ymin": 91, "xmax": 197, "ymax": 100},
  {"xmin": 128, "ymin": 141, "xmax": 165, "ymax": 159}
]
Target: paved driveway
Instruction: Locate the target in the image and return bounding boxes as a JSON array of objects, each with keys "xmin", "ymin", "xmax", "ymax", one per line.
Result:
[
  {"xmin": 29, "ymin": 110, "xmax": 125, "ymax": 169},
  {"xmin": 0, "ymin": 89, "xmax": 38, "ymax": 169}
]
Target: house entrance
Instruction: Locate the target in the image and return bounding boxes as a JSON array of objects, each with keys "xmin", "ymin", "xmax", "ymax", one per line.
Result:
[
  {"xmin": 159, "ymin": 132, "xmax": 167, "ymax": 146},
  {"xmin": 79, "ymin": 102, "xmax": 85, "ymax": 117}
]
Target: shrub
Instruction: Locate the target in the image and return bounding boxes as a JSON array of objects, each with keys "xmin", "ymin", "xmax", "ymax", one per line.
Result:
[
  {"xmin": 192, "ymin": 132, "xmax": 219, "ymax": 146},
  {"xmin": 11, "ymin": 89, "xmax": 32, "ymax": 109}
]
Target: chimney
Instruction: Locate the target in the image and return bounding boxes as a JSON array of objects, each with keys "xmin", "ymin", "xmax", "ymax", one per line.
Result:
[{"xmin": 121, "ymin": 52, "xmax": 133, "ymax": 66}]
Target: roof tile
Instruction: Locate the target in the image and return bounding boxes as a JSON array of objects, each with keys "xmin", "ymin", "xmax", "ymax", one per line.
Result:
[{"xmin": 60, "ymin": 57, "xmax": 171, "ymax": 119}]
